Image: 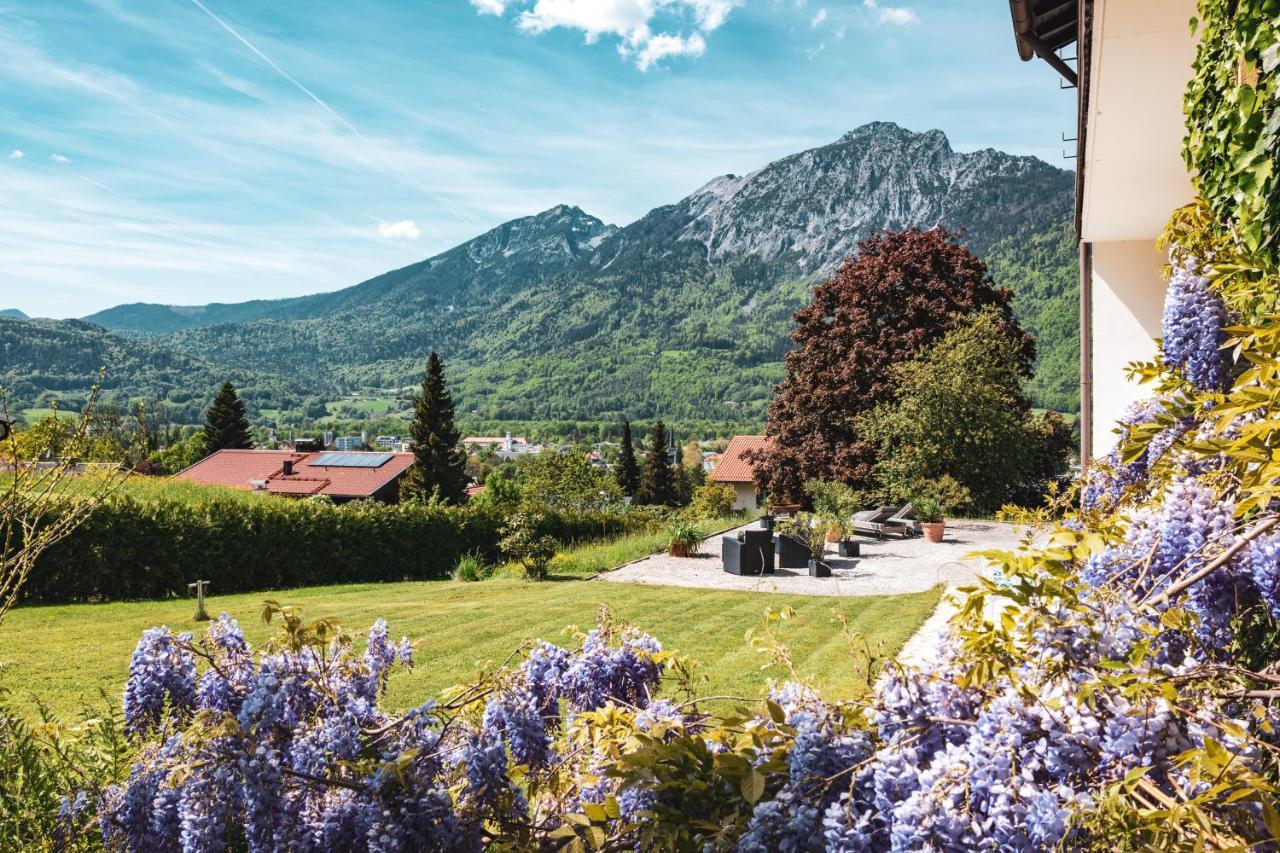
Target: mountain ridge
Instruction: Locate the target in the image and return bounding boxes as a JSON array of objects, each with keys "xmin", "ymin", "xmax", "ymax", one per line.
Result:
[{"xmin": 11, "ymin": 122, "xmax": 1079, "ymax": 424}]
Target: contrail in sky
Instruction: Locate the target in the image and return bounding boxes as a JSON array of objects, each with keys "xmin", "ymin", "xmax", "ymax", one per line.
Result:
[{"xmin": 186, "ymin": 0, "xmax": 477, "ymax": 227}]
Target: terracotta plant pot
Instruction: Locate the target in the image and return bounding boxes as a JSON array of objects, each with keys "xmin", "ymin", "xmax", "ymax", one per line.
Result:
[
  {"xmin": 670, "ymin": 543, "xmax": 694, "ymax": 558},
  {"xmin": 922, "ymin": 521, "xmax": 945, "ymax": 543},
  {"xmin": 825, "ymin": 527, "xmax": 842, "ymax": 543}
]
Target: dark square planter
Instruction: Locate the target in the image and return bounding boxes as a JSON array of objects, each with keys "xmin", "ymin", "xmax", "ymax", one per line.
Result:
[
  {"xmin": 723, "ymin": 531, "xmax": 775, "ymax": 576},
  {"xmin": 837, "ymin": 540, "xmax": 860, "ymax": 558},
  {"xmin": 774, "ymin": 534, "xmax": 811, "ymax": 569},
  {"xmin": 759, "ymin": 514, "xmax": 775, "ymax": 531},
  {"xmin": 807, "ymin": 559, "xmax": 832, "ymax": 578}
]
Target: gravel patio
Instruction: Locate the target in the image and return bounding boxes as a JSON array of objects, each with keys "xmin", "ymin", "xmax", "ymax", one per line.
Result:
[{"xmin": 596, "ymin": 518, "xmax": 1025, "ymax": 597}]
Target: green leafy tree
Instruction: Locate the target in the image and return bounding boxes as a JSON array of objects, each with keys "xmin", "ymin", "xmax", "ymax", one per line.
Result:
[
  {"xmin": 147, "ymin": 432, "xmax": 208, "ymax": 474},
  {"xmin": 521, "ymin": 451, "xmax": 621, "ymax": 514},
  {"xmin": 615, "ymin": 419, "xmax": 641, "ymax": 496},
  {"xmin": 636, "ymin": 421, "xmax": 678, "ymax": 507},
  {"xmin": 404, "ymin": 351, "xmax": 468, "ymax": 504},
  {"xmin": 858, "ymin": 309, "xmax": 1068, "ymax": 513},
  {"xmin": 470, "ymin": 463, "xmax": 523, "ymax": 512},
  {"xmin": 203, "ymin": 381, "xmax": 253, "ymax": 452}
]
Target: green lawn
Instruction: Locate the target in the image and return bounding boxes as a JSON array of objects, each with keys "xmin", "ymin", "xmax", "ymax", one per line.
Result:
[{"xmin": 0, "ymin": 579, "xmax": 941, "ymax": 720}]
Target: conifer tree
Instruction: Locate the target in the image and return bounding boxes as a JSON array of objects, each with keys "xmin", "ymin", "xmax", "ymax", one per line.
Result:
[
  {"xmin": 615, "ymin": 419, "xmax": 640, "ymax": 496},
  {"xmin": 404, "ymin": 351, "xmax": 468, "ymax": 504},
  {"xmin": 203, "ymin": 381, "xmax": 253, "ymax": 452},
  {"xmin": 636, "ymin": 421, "xmax": 678, "ymax": 507}
]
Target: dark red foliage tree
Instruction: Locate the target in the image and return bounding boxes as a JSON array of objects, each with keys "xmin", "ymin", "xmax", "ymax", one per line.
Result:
[{"xmin": 750, "ymin": 228, "xmax": 1034, "ymax": 501}]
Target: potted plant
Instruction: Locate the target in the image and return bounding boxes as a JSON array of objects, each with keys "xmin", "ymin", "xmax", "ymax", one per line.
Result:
[
  {"xmin": 914, "ymin": 496, "xmax": 945, "ymax": 543},
  {"xmin": 910, "ymin": 475, "xmax": 970, "ymax": 544},
  {"xmin": 758, "ymin": 497, "xmax": 775, "ymax": 531},
  {"xmin": 801, "ymin": 514, "xmax": 832, "ymax": 577},
  {"xmin": 773, "ymin": 515, "xmax": 807, "ymax": 568},
  {"xmin": 805, "ymin": 479, "xmax": 861, "ymax": 550},
  {"xmin": 667, "ymin": 519, "xmax": 702, "ymax": 558}
]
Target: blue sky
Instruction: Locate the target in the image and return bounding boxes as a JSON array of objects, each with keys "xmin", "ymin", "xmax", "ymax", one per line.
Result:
[{"xmin": 0, "ymin": 0, "xmax": 1075, "ymax": 318}]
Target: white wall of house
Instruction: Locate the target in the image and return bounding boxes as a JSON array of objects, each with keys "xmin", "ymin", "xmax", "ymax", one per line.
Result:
[
  {"xmin": 731, "ymin": 482, "xmax": 756, "ymax": 512},
  {"xmin": 1089, "ymin": 241, "xmax": 1168, "ymax": 447},
  {"xmin": 1080, "ymin": 0, "xmax": 1197, "ymax": 456}
]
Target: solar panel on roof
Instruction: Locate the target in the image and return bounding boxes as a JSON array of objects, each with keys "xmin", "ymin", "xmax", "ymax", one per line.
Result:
[{"xmin": 311, "ymin": 452, "xmax": 394, "ymax": 468}]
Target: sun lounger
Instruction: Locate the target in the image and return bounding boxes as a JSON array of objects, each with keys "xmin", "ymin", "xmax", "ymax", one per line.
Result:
[{"xmin": 851, "ymin": 504, "xmax": 918, "ymax": 539}]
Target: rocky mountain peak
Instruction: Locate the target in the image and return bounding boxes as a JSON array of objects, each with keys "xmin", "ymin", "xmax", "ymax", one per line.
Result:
[{"xmin": 622, "ymin": 123, "xmax": 1072, "ymax": 271}]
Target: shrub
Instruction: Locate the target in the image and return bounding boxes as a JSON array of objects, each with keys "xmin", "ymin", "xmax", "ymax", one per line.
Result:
[
  {"xmin": 0, "ymin": 692, "xmax": 129, "ymax": 850},
  {"xmin": 453, "ymin": 552, "xmax": 491, "ymax": 582},
  {"xmin": 499, "ymin": 511, "xmax": 558, "ymax": 581},
  {"xmin": 688, "ymin": 483, "xmax": 735, "ymax": 519}
]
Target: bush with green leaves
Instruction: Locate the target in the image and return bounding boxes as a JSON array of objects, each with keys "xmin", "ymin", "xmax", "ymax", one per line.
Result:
[
  {"xmin": 0, "ymin": 692, "xmax": 129, "ymax": 851},
  {"xmin": 499, "ymin": 510, "xmax": 559, "ymax": 580},
  {"xmin": 452, "ymin": 551, "xmax": 491, "ymax": 582},
  {"xmin": 688, "ymin": 483, "xmax": 735, "ymax": 519}
]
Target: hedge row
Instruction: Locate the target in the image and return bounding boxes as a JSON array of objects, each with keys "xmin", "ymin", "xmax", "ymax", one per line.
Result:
[{"xmin": 22, "ymin": 495, "xmax": 651, "ymax": 604}]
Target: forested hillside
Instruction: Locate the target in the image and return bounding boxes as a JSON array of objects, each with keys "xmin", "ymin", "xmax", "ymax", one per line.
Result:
[{"xmin": 6, "ymin": 123, "xmax": 1078, "ymax": 426}]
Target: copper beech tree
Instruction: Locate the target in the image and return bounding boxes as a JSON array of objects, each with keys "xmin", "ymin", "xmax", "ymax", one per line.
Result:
[{"xmin": 749, "ymin": 228, "xmax": 1034, "ymax": 502}]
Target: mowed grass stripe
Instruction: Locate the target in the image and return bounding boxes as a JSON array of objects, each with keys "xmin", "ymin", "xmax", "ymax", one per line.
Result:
[{"xmin": 0, "ymin": 579, "xmax": 942, "ymax": 720}]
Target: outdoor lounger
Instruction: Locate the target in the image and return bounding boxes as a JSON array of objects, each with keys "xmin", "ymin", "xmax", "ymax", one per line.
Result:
[{"xmin": 851, "ymin": 503, "xmax": 919, "ymax": 539}]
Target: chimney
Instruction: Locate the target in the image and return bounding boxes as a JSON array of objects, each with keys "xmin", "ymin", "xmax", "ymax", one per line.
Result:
[{"xmin": 282, "ymin": 459, "xmax": 294, "ymax": 476}]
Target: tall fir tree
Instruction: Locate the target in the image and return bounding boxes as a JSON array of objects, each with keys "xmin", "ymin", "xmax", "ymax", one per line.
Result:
[
  {"xmin": 404, "ymin": 351, "xmax": 469, "ymax": 504},
  {"xmin": 636, "ymin": 421, "xmax": 678, "ymax": 507},
  {"xmin": 615, "ymin": 419, "xmax": 641, "ymax": 496},
  {"xmin": 203, "ymin": 381, "xmax": 253, "ymax": 452}
]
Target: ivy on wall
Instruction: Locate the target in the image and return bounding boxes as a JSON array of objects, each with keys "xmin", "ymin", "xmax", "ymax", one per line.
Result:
[{"xmin": 1183, "ymin": 0, "xmax": 1280, "ymax": 266}]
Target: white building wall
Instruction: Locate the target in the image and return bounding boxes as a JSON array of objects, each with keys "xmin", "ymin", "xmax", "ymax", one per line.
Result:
[
  {"xmin": 731, "ymin": 483, "xmax": 756, "ymax": 512},
  {"xmin": 1078, "ymin": 0, "xmax": 1197, "ymax": 458},
  {"xmin": 1089, "ymin": 241, "xmax": 1168, "ymax": 454}
]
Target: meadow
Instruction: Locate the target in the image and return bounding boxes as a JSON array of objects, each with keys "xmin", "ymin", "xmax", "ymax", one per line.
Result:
[{"xmin": 0, "ymin": 579, "xmax": 941, "ymax": 720}]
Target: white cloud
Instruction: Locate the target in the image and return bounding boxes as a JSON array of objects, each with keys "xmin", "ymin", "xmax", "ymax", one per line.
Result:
[
  {"xmin": 50, "ymin": 153, "xmax": 70, "ymax": 162},
  {"xmin": 470, "ymin": 0, "xmax": 507, "ymax": 14},
  {"xmin": 810, "ymin": 8, "xmax": 827, "ymax": 27},
  {"xmin": 633, "ymin": 32, "xmax": 706, "ymax": 70},
  {"xmin": 863, "ymin": 0, "xmax": 917, "ymax": 25},
  {"xmin": 7, "ymin": 149, "xmax": 22, "ymax": 159},
  {"xmin": 377, "ymin": 219, "xmax": 421, "ymax": 240},
  {"xmin": 482, "ymin": 0, "xmax": 739, "ymax": 69}
]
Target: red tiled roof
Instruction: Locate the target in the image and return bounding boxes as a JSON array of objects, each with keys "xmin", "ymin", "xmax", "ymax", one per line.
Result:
[
  {"xmin": 709, "ymin": 435, "xmax": 769, "ymax": 483},
  {"xmin": 175, "ymin": 450, "xmax": 415, "ymax": 499}
]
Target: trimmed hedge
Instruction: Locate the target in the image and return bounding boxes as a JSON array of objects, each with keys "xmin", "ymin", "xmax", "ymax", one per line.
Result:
[{"xmin": 21, "ymin": 495, "xmax": 650, "ymax": 604}]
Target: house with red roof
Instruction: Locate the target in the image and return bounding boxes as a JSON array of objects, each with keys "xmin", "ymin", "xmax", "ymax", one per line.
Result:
[
  {"xmin": 709, "ymin": 435, "xmax": 769, "ymax": 511},
  {"xmin": 175, "ymin": 449, "xmax": 416, "ymax": 503}
]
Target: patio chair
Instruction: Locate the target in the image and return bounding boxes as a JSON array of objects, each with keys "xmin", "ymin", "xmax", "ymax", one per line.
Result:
[
  {"xmin": 885, "ymin": 502, "xmax": 922, "ymax": 537},
  {"xmin": 851, "ymin": 504, "xmax": 917, "ymax": 539}
]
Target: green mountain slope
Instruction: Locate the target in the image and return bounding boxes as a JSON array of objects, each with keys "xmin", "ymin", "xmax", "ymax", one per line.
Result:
[{"xmin": 9, "ymin": 123, "xmax": 1078, "ymax": 425}]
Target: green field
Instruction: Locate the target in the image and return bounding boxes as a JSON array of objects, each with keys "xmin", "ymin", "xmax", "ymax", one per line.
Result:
[
  {"xmin": 7, "ymin": 470, "xmax": 277, "ymax": 506},
  {"xmin": 0, "ymin": 579, "xmax": 941, "ymax": 720}
]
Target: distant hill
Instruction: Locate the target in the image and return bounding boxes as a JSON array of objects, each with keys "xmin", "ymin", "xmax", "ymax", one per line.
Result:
[
  {"xmin": 0, "ymin": 315, "xmax": 315, "ymax": 424},
  {"xmin": 9, "ymin": 122, "xmax": 1077, "ymax": 424},
  {"xmin": 0, "ymin": 308, "xmax": 28, "ymax": 319}
]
